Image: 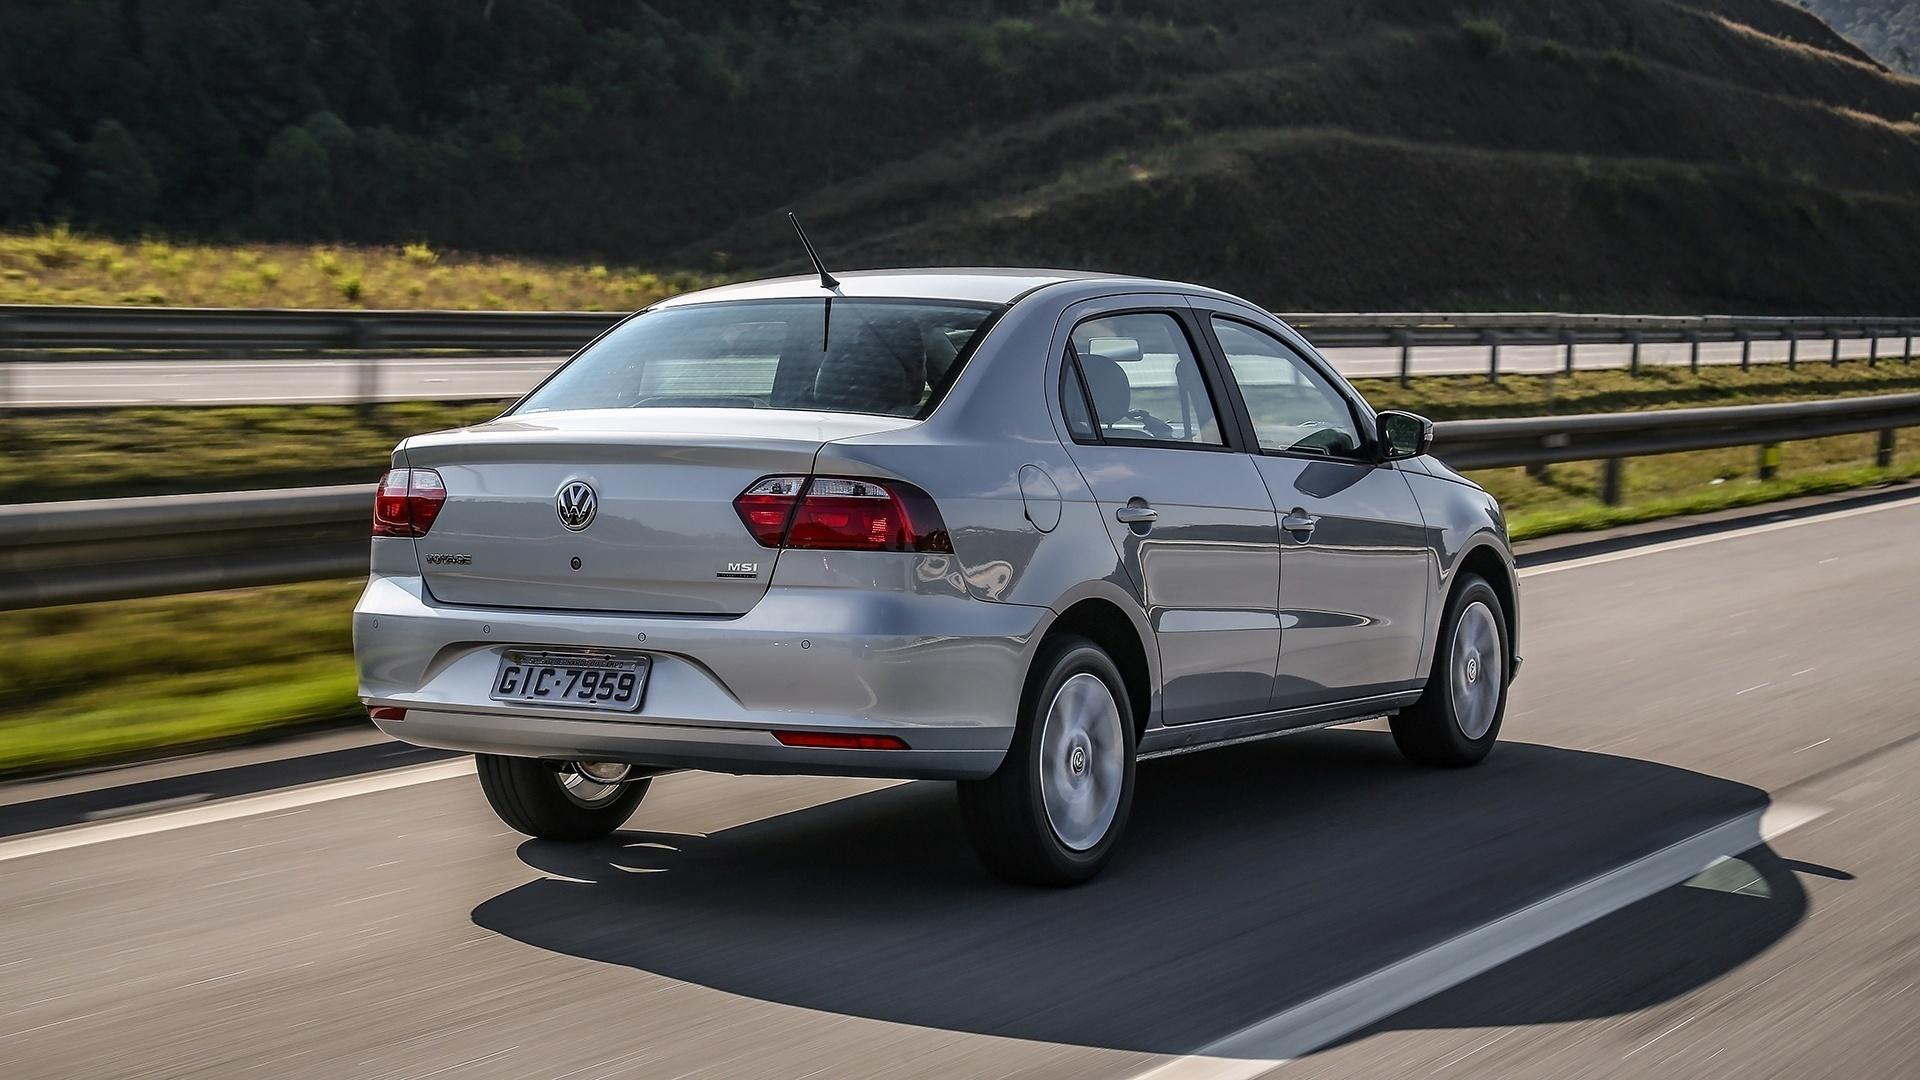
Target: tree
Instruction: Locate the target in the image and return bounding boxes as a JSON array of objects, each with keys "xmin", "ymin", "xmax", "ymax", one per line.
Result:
[
  {"xmin": 254, "ymin": 123, "xmax": 336, "ymax": 237},
  {"xmin": 77, "ymin": 119, "xmax": 160, "ymax": 233}
]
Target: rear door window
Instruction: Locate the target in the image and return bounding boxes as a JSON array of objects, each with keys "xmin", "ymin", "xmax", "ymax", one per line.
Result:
[{"xmin": 1065, "ymin": 312, "xmax": 1224, "ymax": 446}]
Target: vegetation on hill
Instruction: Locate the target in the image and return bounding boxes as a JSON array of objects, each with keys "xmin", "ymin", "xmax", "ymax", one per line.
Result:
[
  {"xmin": 1801, "ymin": 1, "xmax": 1920, "ymax": 73},
  {"xmin": 4, "ymin": 0, "xmax": 1919, "ymax": 314}
]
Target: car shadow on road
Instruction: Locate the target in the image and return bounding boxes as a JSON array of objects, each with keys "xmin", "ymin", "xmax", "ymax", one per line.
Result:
[{"xmin": 471, "ymin": 729, "xmax": 1812, "ymax": 1059}]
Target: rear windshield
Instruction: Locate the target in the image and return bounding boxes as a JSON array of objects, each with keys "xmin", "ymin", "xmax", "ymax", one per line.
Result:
[{"xmin": 512, "ymin": 298, "xmax": 1001, "ymax": 418}]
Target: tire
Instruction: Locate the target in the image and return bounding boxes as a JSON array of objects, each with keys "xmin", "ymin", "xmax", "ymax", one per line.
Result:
[
  {"xmin": 958, "ymin": 635, "xmax": 1137, "ymax": 886},
  {"xmin": 475, "ymin": 755, "xmax": 651, "ymax": 840},
  {"xmin": 1390, "ymin": 573, "xmax": 1510, "ymax": 767}
]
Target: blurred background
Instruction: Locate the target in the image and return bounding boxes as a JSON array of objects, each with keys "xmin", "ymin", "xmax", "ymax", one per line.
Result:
[{"xmin": 0, "ymin": 4, "xmax": 1917, "ymax": 1076}]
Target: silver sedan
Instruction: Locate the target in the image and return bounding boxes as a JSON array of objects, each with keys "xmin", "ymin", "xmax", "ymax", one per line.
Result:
[{"xmin": 354, "ymin": 269, "xmax": 1518, "ymax": 884}]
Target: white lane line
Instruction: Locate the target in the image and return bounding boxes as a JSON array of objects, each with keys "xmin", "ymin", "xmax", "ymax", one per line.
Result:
[
  {"xmin": 1519, "ymin": 496, "xmax": 1920, "ymax": 578},
  {"xmin": 0, "ymin": 759, "xmax": 474, "ymax": 864},
  {"xmin": 1123, "ymin": 801, "xmax": 1824, "ymax": 1079}
]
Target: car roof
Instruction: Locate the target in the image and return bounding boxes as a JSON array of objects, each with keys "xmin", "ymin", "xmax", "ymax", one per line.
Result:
[{"xmin": 652, "ymin": 267, "xmax": 1203, "ymax": 309}]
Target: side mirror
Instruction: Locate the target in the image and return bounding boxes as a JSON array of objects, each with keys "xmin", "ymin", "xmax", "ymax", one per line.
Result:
[{"xmin": 1376, "ymin": 410, "xmax": 1433, "ymax": 461}]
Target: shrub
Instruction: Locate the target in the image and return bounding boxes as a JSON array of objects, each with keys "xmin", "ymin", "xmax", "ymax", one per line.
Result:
[
  {"xmin": 1603, "ymin": 49, "xmax": 1643, "ymax": 74},
  {"xmin": 1460, "ymin": 16, "xmax": 1509, "ymax": 58},
  {"xmin": 1534, "ymin": 39, "xmax": 1576, "ymax": 65},
  {"xmin": 401, "ymin": 242, "xmax": 437, "ymax": 266},
  {"xmin": 337, "ymin": 274, "xmax": 363, "ymax": 302}
]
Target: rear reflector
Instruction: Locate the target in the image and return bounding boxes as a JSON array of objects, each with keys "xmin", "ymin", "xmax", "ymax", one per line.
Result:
[
  {"xmin": 366, "ymin": 706, "xmax": 407, "ymax": 722},
  {"xmin": 772, "ymin": 730, "xmax": 911, "ymax": 751},
  {"xmin": 734, "ymin": 475, "xmax": 952, "ymax": 553},
  {"xmin": 373, "ymin": 468, "xmax": 447, "ymax": 537}
]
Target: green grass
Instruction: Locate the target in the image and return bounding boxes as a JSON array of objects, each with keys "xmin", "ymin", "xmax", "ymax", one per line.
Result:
[
  {"xmin": 0, "ymin": 226, "xmax": 725, "ymax": 310},
  {"xmin": 1505, "ymin": 458, "xmax": 1920, "ymax": 540},
  {"xmin": 0, "ymin": 401, "xmax": 507, "ymax": 502},
  {"xmin": 0, "ymin": 582, "xmax": 362, "ymax": 774},
  {"xmin": 1354, "ymin": 359, "xmax": 1920, "ymax": 419}
]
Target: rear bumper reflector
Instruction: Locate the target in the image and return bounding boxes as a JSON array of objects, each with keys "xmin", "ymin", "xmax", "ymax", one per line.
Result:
[
  {"xmin": 367, "ymin": 706, "xmax": 407, "ymax": 722},
  {"xmin": 772, "ymin": 730, "xmax": 911, "ymax": 751}
]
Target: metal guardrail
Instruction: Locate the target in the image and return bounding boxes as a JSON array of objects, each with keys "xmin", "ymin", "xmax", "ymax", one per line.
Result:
[
  {"xmin": 2, "ymin": 392, "xmax": 1916, "ymax": 612},
  {"xmin": 0, "ymin": 304, "xmax": 616, "ymax": 353},
  {"xmin": 1, "ymin": 305, "xmax": 1915, "ymax": 399}
]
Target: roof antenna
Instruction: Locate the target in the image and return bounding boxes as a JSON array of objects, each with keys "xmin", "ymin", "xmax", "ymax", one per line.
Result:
[{"xmin": 788, "ymin": 211, "xmax": 840, "ymax": 291}]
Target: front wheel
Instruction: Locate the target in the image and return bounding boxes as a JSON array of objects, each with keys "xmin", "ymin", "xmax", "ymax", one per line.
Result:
[
  {"xmin": 1390, "ymin": 573, "xmax": 1510, "ymax": 767},
  {"xmin": 475, "ymin": 756, "xmax": 651, "ymax": 840},
  {"xmin": 958, "ymin": 635, "xmax": 1137, "ymax": 886}
]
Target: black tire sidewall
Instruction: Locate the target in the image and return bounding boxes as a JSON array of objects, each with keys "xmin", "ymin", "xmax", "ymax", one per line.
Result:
[
  {"xmin": 1012, "ymin": 637, "xmax": 1138, "ymax": 877},
  {"xmin": 476, "ymin": 755, "xmax": 650, "ymax": 840},
  {"xmin": 1429, "ymin": 577, "xmax": 1510, "ymax": 760}
]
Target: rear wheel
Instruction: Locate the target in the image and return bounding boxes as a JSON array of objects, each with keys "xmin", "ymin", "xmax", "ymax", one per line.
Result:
[
  {"xmin": 475, "ymin": 756, "xmax": 651, "ymax": 840},
  {"xmin": 958, "ymin": 635, "xmax": 1136, "ymax": 886},
  {"xmin": 1390, "ymin": 574, "xmax": 1509, "ymax": 767}
]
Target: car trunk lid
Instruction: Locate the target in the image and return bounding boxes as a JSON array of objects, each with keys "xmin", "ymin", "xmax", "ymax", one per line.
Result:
[{"xmin": 400, "ymin": 408, "xmax": 913, "ymax": 614}]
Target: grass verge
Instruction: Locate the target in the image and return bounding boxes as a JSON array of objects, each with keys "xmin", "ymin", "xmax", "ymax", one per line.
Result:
[
  {"xmin": 0, "ymin": 582, "xmax": 361, "ymax": 775},
  {"xmin": 0, "ymin": 226, "xmax": 723, "ymax": 310}
]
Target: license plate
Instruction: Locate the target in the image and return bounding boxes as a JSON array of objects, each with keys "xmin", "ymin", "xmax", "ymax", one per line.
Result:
[{"xmin": 490, "ymin": 650, "xmax": 650, "ymax": 712}]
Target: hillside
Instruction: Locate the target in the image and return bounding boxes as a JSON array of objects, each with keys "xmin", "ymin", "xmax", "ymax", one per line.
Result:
[
  {"xmin": 1801, "ymin": 1, "xmax": 1920, "ymax": 73},
  {"xmin": 3, "ymin": 0, "xmax": 1918, "ymax": 313}
]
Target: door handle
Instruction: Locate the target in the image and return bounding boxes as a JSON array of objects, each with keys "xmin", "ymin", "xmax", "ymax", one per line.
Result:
[
  {"xmin": 1115, "ymin": 503, "xmax": 1159, "ymax": 526},
  {"xmin": 1282, "ymin": 511, "xmax": 1318, "ymax": 535}
]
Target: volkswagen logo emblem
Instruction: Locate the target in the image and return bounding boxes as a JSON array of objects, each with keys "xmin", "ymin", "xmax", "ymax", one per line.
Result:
[{"xmin": 556, "ymin": 481, "xmax": 598, "ymax": 531}]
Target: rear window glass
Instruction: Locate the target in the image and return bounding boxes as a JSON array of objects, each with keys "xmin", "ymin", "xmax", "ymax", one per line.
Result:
[{"xmin": 512, "ymin": 298, "xmax": 1000, "ymax": 418}]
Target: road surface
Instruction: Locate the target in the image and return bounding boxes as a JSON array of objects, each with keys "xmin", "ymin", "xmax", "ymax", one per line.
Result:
[
  {"xmin": 1, "ymin": 337, "xmax": 1908, "ymax": 408},
  {"xmin": 1, "ymin": 492, "xmax": 1917, "ymax": 1078}
]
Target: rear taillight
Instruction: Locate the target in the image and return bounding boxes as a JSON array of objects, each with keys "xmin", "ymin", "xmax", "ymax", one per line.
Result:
[
  {"xmin": 733, "ymin": 475, "xmax": 952, "ymax": 553},
  {"xmin": 373, "ymin": 468, "xmax": 447, "ymax": 537}
]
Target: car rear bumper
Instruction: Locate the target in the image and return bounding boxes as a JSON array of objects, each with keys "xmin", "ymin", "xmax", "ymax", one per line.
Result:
[{"xmin": 352, "ymin": 568, "xmax": 1044, "ymax": 781}]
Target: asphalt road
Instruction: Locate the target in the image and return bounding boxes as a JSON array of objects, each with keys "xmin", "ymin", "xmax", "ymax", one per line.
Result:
[
  {"xmin": 1, "ymin": 337, "xmax": 1907, "ymax": 407},
  {"xmin": 1, "ymin": 493, "xmax": 1917, "ymax": 1078}
]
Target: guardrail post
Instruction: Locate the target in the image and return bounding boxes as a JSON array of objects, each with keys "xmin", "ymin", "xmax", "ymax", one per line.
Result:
[
  {"xmin": 1829, "ymin": 330, "xmax": 1841, "ymax": 368},
  {"xmin": 0, "ymin": 316, "xmax": 13, "ymax": 409},
  {"xmin": 1396, "ymin": 330, "xmax": 1413, "ymax": 388},
  {"xmin": 1600, "ymin": 459, "xmax": 1623, "ymax": 505},
  {"xmin": 1876, "ymin": 429, "xmax": 1896, "ymax": 469},
  {"xmin": 1688, "ymin": 330, "xmax": 1701, "ymax": 374},
  {"xmin": 1484, "ymin": 330, "xmax": 1500, "ymax": 384},
  {"xmin": 351, "ymin": 321, "xmax": 382, "ymax": 412},
  {"xmin": 1868, "ymin": 332, "xmax": 1879, "ymax": 368},
  {"xmin": 1787, "ymin": 329, "xmax": 1798, "ymax": 371},
  {"xmin": 1758, "ymin": 443, "xmax": 1780, "ymax": 482},
  {"xmin": 1905, "ymin": 329, "xmax": 1914, "ymax": 366},
  {"xmin": 1628, "ymin": 331, "xmax": 1642, "ymax": 377},
  {"xmin": 1738, "ymin": 329, "xmax": 1751, "ymax": 373},
  {"xmin": 1561, "ymin": 330, "xmax": 1575, "ymax": 376}
]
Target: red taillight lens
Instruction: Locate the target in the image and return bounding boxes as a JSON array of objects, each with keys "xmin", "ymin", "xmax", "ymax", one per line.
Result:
[
  {"xmin": 733, "ymin": 476, "xmax": 951, "ymax": 553},
  {"xmin": 772, "ymin": 730, "xmax": 911, "ymax": 750},
  {"xmin": 373, "ymin": 468, "xmax": 447, "ymax": 537},
  {"xmin": 733, "ymin": 475, "xmax": 808, "ymax": 546}
]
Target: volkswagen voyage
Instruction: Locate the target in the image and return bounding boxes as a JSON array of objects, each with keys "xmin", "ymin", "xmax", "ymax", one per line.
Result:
[{"xmin": 355, "ymin": 269, "xmax": 1518, "ymax": 885}]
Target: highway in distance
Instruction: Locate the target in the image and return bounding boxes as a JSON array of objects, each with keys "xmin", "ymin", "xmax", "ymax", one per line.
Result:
[{"xmin": 0, "ymin": 336, "xmax": 1904, "ymax": 407}]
